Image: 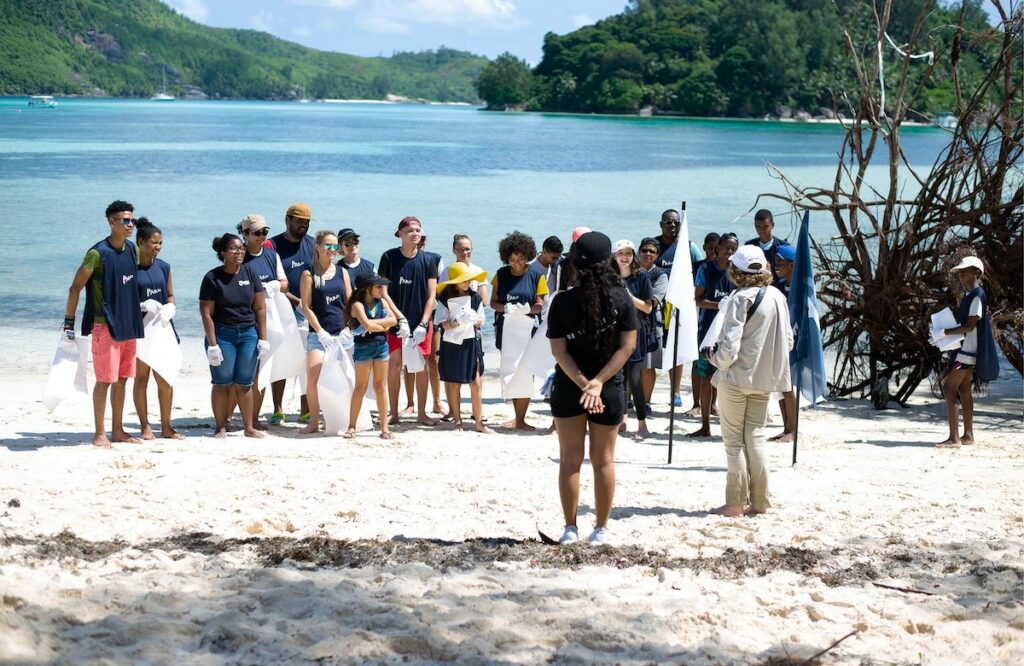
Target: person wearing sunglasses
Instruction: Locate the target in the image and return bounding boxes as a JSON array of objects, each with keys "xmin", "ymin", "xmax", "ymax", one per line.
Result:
[
  {"xmin": 62, "ymin": 200, "xmax": 147, "ymax": 448},
  {"xmin": 299, "ymin": 231, "xmax": 353, "ymax": 434},
  {"xmin": 238, "ymin": 214, "xmax": 288, "ymax": 426},
  {"xmin": 337, "ymin": 228, "xmax": 375, "ymax": 285}
]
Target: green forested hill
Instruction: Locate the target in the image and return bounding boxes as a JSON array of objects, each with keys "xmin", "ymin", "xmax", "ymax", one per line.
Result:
[
  {"xmin": 476, "ymin": 0, "xmax": 998, "ymax": 116},
  {"xmin": 0, "ymin": 0, "xmax": 487, "ymax": 101}
]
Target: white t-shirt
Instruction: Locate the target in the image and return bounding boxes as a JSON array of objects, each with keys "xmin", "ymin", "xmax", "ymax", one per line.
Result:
[{"xmin": 955, "ymin": 293, "xmax": 984, "ymax": 364}]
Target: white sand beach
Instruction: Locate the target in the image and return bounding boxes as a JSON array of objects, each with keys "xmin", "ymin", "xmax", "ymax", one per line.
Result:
[{"xmin": 1, "ymin": 339, "xmax": 1022, "ymax": 664}]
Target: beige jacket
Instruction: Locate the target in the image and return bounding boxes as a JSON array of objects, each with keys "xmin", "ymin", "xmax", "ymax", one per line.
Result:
[{"xmin": 711, "ymin": 285, "xmax": 793, "ymax": 394}]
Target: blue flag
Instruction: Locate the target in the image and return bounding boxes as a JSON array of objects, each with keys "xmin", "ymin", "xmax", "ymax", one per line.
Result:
[{"xmin": 789, "ymin": 210, "xmax": 828, "ymax": 405}]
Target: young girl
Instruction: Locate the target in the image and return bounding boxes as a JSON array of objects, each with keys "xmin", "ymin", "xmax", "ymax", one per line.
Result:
[
  {"xmin": 437, "ymin": 263, "xmax": 492, "ymax": 433},
  {"xmin": 299, "ymin": 231, "xmax": 352, "ymax": 435},
  {"xmin": 133, "ymin": 217, "xmax": 184, "ymax": 441},
  {"xmin": 937, "ymin": 255, "xmax": 998, "ymax": 449},
  {"xmin": 347, "ymin": 272, "xmax": 398, "ymax": 439}
]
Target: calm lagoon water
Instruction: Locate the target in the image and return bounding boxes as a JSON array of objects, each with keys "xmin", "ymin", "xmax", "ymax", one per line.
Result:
[{"xmin": 0, "ymin": 98, "xmax": 950, "ymax": 350}]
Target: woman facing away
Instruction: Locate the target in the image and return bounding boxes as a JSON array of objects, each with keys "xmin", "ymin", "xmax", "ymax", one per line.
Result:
[
  {"xmin": 936, "ymin": 254, "xmax": 999, "ymax": 449},
  {"xmin": 133, "ymin": 217, "xmax": 184, "ymax": 440},
  {"xmin": 299, "ymin": 231, "xmax": 353, "ymax": 435},
  {"xmin": 199, "ymin": 233, "xmax": 269, "ymax": 439},
  {"xmin": 705, "ymin": 245, "xmax": 792, "ymax": 517},
  {"xmin": 547, "ymin": 231, "xmax": 638, "ymax": 545}
]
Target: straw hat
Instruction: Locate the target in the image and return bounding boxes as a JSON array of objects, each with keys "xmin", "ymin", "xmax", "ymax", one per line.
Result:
[{"xmin": 437, "ymin": 263, "xmax": 487, "ymax": 290}]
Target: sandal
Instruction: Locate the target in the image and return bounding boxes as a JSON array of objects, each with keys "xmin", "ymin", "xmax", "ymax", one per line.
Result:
[
  {"xmin": 380, "ymin": 431, "xmax": 394, "ymax": 440},
  {"xmin": 343, "ymin": 429, "xmax": 356, "ymax": 439},
  {"xmin": 269, "ymin": 412, "xmax": 286, "ymax": 425}
]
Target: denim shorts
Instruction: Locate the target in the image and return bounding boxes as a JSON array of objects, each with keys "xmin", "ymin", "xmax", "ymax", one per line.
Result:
[
  {"xmin": 353, "ymin": 338, "xmax": 389, "ymax": 364},
  {"xmin": 307, "ymin": 329, "xmax": 325, "ymax": 353},
  {"xmin": 208, "ymin": 324, "xmax": 258, "ymax": 386}
]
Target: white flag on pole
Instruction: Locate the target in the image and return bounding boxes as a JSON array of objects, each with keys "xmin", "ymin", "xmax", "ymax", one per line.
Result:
[{"xmin": 660, "ymin": 210, "xmax": 699, "ymax": 369}]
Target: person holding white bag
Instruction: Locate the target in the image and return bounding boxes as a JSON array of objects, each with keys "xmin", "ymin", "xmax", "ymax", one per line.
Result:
[
  {"xmin": 437, "ymin": 262, "xmax": 492, "ymax": 433},
  {"xmin": 133, "ymin": 217, "xmax": 184, "ymax": 441},
  {"xmin": 299, "ymin": 231, "xmax": 353, "ymax": 435}
]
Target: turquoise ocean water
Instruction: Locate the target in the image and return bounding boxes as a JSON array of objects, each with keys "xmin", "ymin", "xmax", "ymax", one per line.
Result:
[{"xmin": 0, "ymin": 98, "xmax": 950, "ymax": 355}]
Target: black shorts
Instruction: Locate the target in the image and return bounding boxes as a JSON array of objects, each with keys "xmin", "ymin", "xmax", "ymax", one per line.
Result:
[{"xmin": 550, "ymin": 375, "xmax": 625, "ymax": 426}]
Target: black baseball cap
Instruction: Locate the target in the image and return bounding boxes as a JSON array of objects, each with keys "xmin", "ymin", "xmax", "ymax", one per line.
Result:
[
  {"xmin": 355, "ymin": 273, "xmax": 389, "ymax": 290},
  {"xmin": 572, "ymin": 231, "xmax": 612, "ymax": 268},
  {"xmin": 337, "ymin": 228, "xmax": 359, "ymax": 241}
]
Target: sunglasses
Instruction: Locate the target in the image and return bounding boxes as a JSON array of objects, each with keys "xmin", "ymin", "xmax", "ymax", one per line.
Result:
[
  {"xmin": 323, "ymin": 243, "xmax": 340, "ymax": 251},
  {"xmin": 117, "ymin": 218, "xmax": 136, "ymax": 226},
  {"xmin": 343, "ymin": 241, "xmax": 359, "ymax": 247},
  {"xmin": 640, "ymin": 248, "xmax": 658, "ymax": 254},
  {"xmin": 248, "ymin": 228, "xmax": 270, "ymax": 237}
]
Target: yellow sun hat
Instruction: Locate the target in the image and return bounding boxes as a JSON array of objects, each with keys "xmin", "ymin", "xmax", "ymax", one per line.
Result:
[{"xmin": 437, "ymin": 262, "xmax": 487, "ymax": 291}]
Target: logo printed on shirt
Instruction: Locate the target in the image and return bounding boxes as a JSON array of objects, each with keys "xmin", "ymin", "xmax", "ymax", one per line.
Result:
[
  {"xmin": 238, "ymin": 280, "xmax": 251, "ymax": 286},
  {"xmin": 122, "ymin": 275, "xmax": 134, "ymax": 285},
  {"xmin": 399, "ymin": 277, "xmax": 413, "ymax": 285},
  {"xmin": 291, "ymin": 260, "xmax": 305, "ymax": 269},
  {"xmin": 146, "ymin": 288, "xmax": 162, "ymax": 297},
  {"xmin": 326, "ymin": 294, "xmax": 340, "ymax": 304}
]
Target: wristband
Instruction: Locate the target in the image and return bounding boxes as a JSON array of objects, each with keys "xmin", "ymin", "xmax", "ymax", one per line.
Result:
[
  {"xmin": 62, "ymin": 316, "xmax": 75, "ymax": 330},
  {"xmin": 418, "ymin": 322, "xmax": 428, "ymax": 329}
]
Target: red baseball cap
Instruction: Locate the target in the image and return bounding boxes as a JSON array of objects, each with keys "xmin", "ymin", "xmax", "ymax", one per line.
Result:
[{"xmin": 395, "ymin": 216, "xmax": 422, "ymax": 237}]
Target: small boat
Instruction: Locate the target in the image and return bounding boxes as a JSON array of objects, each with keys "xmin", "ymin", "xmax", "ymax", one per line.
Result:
[
  {"xmin": 934, "ymin": 112, "xmax": 957, "ymax": 130},
  {"xmin": 28, "ymin": 95, "xmax": 57, "ymax": 108},
  {"xmin": 151, "ymin": 67, "xmax": 175, "ymax": 101}
]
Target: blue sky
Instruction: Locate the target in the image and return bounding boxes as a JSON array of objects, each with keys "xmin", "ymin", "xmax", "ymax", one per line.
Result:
[{"xmin": 163, "ymin": 0, "xmax": 630, "ymax": 64}]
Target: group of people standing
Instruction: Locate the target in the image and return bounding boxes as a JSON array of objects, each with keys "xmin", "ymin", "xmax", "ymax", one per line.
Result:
[{"xmin": 61, "ymin": 199, "xmax": 993, "ymax": 543}]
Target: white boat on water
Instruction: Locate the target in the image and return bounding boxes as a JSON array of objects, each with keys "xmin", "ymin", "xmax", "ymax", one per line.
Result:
[
  {"xmin": 934, "ymin": 112, "xmax": 957, "ymax": 130},
  {"xmin": 151, "ymin": 67, "xmax": 175, "ymax": 101},
  {"xmin": 28, "ymin": 95, "xmax": 57, "ymax": 108}
]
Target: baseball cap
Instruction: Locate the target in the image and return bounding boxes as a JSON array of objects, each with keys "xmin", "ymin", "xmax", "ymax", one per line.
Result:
[
  {"xmin": 286, "ymin": 203, "xmax": 313, "ymax": 220},
  {"xmin": 731, "ymin": 245, "xmax": 770, "ymax": 274},
  {"xmin": 639, "ymin": 237, "xmax": 659, "ymax": 249},
  {"xmin": 395, "ymin": 216, "xmax": 422, "ymax": 237},
  {"xmin": 337, "ymin": 227, "xmax": 359, "ymax": 241},
  {"xmin": 776, "ymin": 244, "xmax": 797, "ymax": 262},
  {"xmin": 355, "ymin": 273, "xmax": 390, "ymax": 290},
  {"xmin": 240, "ymin": 214, "xmax": 268, "ymax": 233},
  {"xmin": 612, "ymin": 239, "xmax": 636, "ymax": 254},
  {"xmin": 571, "ymin": 226, "xmax": 591, "ymax": 243},
  {"xmin": 572, "ymin": 231, "xmax": 612, "ymax": 267},
  {"xmin": 950, "ymin": 255, "xmax": 984, "ymax": 273}
]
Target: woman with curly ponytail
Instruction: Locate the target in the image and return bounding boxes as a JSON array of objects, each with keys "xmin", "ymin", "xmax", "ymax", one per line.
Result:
[{"xmin": 545, "ymin": 231, "xmax": 638, "ymax": 546}]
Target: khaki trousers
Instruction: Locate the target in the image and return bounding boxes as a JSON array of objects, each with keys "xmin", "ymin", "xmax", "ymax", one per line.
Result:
[{"xmin": 718, "ymin": 381, "xmax": 772, "ymax": 512}]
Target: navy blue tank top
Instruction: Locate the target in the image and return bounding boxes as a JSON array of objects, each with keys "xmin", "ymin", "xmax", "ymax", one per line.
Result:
[
  {"xmin": 136, "ymin": 258, "xmax": 171, "ymax": 305},
  {"xmin": 243, "ymin": 247, "xmax": 282, "ymax": 284},
  {"xmin": 83, "ymin": 239, "xmax": 145, "ymax": 341},
  {"xmin": 310, "ymin": 267, "xmax": 346, "ymax": 335},
  {"xmin": 354, "ymin": 298, "xmax": 388, "ymax": 344}
]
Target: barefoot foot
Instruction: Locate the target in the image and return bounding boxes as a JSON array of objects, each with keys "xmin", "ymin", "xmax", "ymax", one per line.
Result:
[
  {"xmin": 112, "ymin": 431, "xmax": 141, "ymax": 444},
  {"xmin": 379, "ymin": 430, "xmax": 394, "ymax": 440},
  {"xmin": 475, "ymin": 423, "xmax": 495, "ymax": 434},
  {"xmin": 515, "ymin": 421, "xmax": 536, "ymax": 432},
  {"xmin": 709, "ymin": 504, "xmax": 745, "ymax": 517},
  {"xmin": 687, "ymin": 427, "xmax": 711, "ymax": 438},
  {"xmin": 936, "ymin": 438, "xmax": 962, "ymax": 449},
  {"xmin": 244, "ymin": 429, "xmax": 266, "ymax": 438},
  {"xmin": 140, "ymin": 426, "xmax": 155, "ymax": 441},
  {"xmin": 92, "ymin": 435, "xmax": 113, "ymax": 449},
  {"xmin": 418, "ymin": 414, "xmax": 437, "ymax": 426},
  {"xmin": 298, "ymin": 425, "xmax": 319, "ymax": 435},
  {"xmin": 213, "ymin": 428, "xmax": 228, "ymax": 439},
  {"xmin": 770, "ymin": 431, "xmax": 794, "ymax": 443},
  {"xmin": 160, "ymin": 429, "xmax": 186, "ymax": 441}
]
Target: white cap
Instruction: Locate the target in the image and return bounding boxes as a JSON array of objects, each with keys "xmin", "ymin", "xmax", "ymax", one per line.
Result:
[
  {"xmin": 950, "ymin": 256, "xmax": 984, "ymax": 273},
  {"xmin": 730, "ymin": 245, "xmax": 770, "ymax": 274},
  {"xmin": 240, "ymin": 214, "xmax": 268, "ymax": 232},
  {"xmin": 612, "ymin": 239, "xmax": 636, "ymax": 254}
]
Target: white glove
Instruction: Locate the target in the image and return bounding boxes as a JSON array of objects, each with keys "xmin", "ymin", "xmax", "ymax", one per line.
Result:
[
  {"xmin": 412, "ymin": 324, "xmax": 428, "ymax": 345},
  {"xmin": 257, "ymin": 340, "xmax": 271, "ymax": 359},
  {"xmin": 397, "ymin": 318, "xmax": 411, "ymax": 339},
  {"xmin": 338, "ymin": 328, "xmax": 355, "ymax": 351},
  {"xmin": 469, "ymin": 280, "xmax": 479, "ymax": 293},
  {"xmin": 141, "ymin": 299, "xmax": 162, "ymax": 314},
  {"xmin": 159, "ymin": 302, "xmax": 176, "ymax": 321},
  {"xmin": 207, "ymin": 345, "xmax": 224, "ymax": 367},
  {"xmin": 317, "ymin": 329, "xmax": 334, "ymax": 349},
  {"xmin": 264, "ymin": 280, "xmax": 280, "ymax": 297}
]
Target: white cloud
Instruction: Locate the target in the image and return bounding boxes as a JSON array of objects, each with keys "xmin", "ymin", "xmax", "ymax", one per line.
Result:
[
  {"xmin": 250, "ymin": 10, "xmax": 275, "ymax": 32},
  {"xmin": 287, "ymin": 0, "xmax": 358, "ymax": 8},
  {"xmin": 570, "ymin": 14, "xmax": 593, "ymax": 28},
  {"xmin": 356, "ymin": 1, "xmax": 522, "ymax": 31},
  {"xmin": 166, "ymin": 0, "xmax": 209, "ymax": 22}
]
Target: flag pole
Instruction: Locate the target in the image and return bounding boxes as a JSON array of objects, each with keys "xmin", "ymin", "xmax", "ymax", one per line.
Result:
[
  {"xmin": 667, "ymin": 200, "xmax": 686, "ymax": 465},
  {"xmin": 792, "ymin": 390, "xmax": 800, "ymax": 466}
]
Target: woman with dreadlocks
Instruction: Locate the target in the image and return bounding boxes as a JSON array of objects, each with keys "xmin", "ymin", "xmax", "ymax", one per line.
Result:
[{"xmin": 546, "ymin": 231, "xmax": 638, "ymax": 546}]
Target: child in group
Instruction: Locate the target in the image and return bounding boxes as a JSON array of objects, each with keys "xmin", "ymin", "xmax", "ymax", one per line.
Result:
[
  {"xmin": 346, "ymin": 273, "xmax": 398, "ymax": 439},
  {"xmin": 436, "ymin": 263, "xmax": 493, "ymax": 433},
  {"xmin": 937, "ymin": 255, "xmax": 999, "ymax": 449}
]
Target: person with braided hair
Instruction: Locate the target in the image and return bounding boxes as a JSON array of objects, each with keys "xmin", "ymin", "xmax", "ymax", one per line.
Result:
[{"xmin": 546, "ymin": 231, "xmax": 638, "ymax": 546}]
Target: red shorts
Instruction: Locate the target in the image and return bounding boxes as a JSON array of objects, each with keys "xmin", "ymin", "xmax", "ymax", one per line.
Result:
[
  {"xmin": 91, "ymin": 323, "xmax": 137, "ymax": 383},
  {"xmin": 386, "ymin": 326, "xmax": 433, "ymax": 358}
]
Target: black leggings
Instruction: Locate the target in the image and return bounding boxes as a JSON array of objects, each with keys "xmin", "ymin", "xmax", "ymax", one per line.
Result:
[{"xmin": 626, "ymin": 360, "xmax": 648, "ymax": 421}]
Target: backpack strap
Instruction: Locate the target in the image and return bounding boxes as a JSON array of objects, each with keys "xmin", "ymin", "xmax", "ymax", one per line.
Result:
[{"xmin": 746, "ymin": 286, "xmax": 767, "ymax": 319}]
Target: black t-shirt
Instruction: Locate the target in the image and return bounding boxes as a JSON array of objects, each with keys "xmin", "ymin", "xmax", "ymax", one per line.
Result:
[
  {"xmin": 546, "ymin": 286, "xmax": 637, "ymax": 381},
  {"xmin": 199, "ymin": 264, "xmax": 264, "ymax": 327},
  {"xmin": 377, "ymin": 248, "xmax": 439, "ymax": 326}
]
